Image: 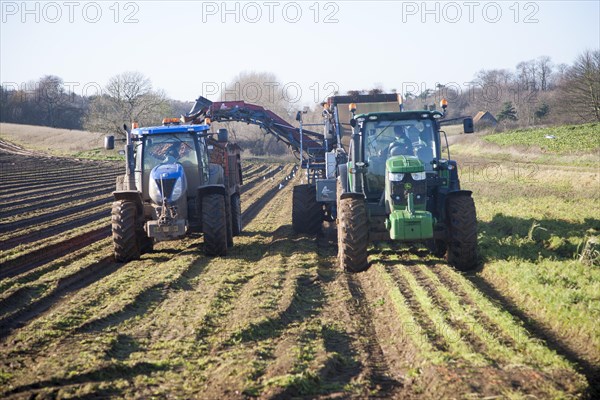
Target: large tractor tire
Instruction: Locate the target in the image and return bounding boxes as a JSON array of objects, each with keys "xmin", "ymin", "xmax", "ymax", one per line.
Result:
[
  {"xmin": 445, "ymin": 195, "xmax": 478, "ymax": 271},
  {"xmin": 111, "ymin": 200, "xmax": 141, "ymax": 262},
  {"xmin": 224, "ymin": 193, "xmax": 234, "ymax": 248},
  {"xmin": 292, "ymin": 184, "xmax": 322, "ymax": 234},
  {"xmin": 338, "ymin": 196, "xmax": 369, "ymax": 273},
  {"xmin": 202, "ymin": 194, "xmax": 228, "ymax": 256},
  {"xmin": 231, "ymin": 193, "xmax": 242, "ymax": 236}
]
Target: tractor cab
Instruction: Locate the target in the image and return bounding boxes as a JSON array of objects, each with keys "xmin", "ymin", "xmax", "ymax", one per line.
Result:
[
  {"xmin": 134, "ymin": 124, "xmax": 211, "ymax": 205},
  {"xmin": 130, "ymin": 123, "xmax": 212, "ymax": 241},
  {"xmin": 359, "ymin": 111, "xmax": 442, "ymax": 200}
]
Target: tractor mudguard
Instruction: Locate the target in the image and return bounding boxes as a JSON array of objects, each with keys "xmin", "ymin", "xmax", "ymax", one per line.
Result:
[
  {"xmin": 208, "ymin": 163, "xmax": 225, "ymax": 185},
  {"xmin": 338, "ymin": 164, "xmax": 349, "ymax": 193},
  {"xmin": 340, "ymin": 192, "xmax": 364, "ymax": 201},
  {"xmin": 113, "ymin": 190, "xmax": 143, "ymax": 215},
  {"xmin": 448, "ymin": 160, "xmax": 460, "ymax": 191},
  {"xmin": 197, "ymin": 184, "xmax": 227, "ymax": 198},
  {"xmin": 446, "ymin": 190, "xmax": 472, "ymax": 201}
]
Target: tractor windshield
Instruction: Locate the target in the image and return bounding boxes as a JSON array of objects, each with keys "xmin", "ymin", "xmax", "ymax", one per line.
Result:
[
  {"xmin": 364, "ymin": 119, "xmax": 436, "ymax": 197},
  {"xmin": 143, "ymin": 134, "xmax": 198, "ymax": 172}
]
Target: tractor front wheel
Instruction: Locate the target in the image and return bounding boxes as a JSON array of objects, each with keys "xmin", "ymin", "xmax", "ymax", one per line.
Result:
[
  {"xmin": 338, "ymin": 196, "xmax": 369, "ymax": 273},
  {"xmin": 292, "ymin": 184, "xmax": 322, "ymax": 234},
  {"xmin": 445, "ymin": 195, "xmax": 478, "ymax": 271},
  {"xmin": 202, "ymin": 194, "xmax": 228, "ymax": 256},
  {"xmin": 111, "ymin": 200, "xmax": 141, "ymax": 262}
]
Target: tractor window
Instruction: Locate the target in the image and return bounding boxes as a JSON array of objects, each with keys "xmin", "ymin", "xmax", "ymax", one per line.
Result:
[
  {"xmin": 143, "ymin": 134, "xmax": 198, "ymax": 173},
  {"xmin": 364, "ymin": 119, "xmax": 437, "ymax": 197}
]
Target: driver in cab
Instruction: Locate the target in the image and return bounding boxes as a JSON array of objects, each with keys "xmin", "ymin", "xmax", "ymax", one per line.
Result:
[{"xmin": 388, "ymin": 126, "xmax": 414, "ymax": 156}]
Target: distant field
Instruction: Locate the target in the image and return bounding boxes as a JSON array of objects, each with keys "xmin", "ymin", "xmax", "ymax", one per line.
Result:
[
  {"xmin": 482, "ymin": 123, "xmax": 600, "ymax": 153},
  {"xmin": 0, "ymin": 123, "xmax": 120, "ymax": 160}
]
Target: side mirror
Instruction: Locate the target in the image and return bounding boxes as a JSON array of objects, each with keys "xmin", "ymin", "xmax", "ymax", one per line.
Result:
[
  {"xmin": 104, "ymin": 135, "xmax": 115, "ymax": 150},
  {"xmin": 217, "ymin": 128, "xmax": 228, "ymax": 142},
  {"xmin": 463, "ymin": 118, "xmax": 474, "ymax": 134},
  {"xmin": 295, "ymin": 111, "xmax": 302, "ymax": 122},
  {"xmin": 350, "ymin": 118, "xmax": 357, "ymax": 128}
]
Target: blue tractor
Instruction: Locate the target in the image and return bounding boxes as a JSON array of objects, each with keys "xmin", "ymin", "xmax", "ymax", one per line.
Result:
[{"xmin": 105, "ymin": 119, "xmax": 242, "ymax": 262}]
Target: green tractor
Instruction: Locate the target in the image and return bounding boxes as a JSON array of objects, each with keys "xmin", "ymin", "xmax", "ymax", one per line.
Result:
[{"xmin": 337, "ymin": 99, "xmax": 477, "ymax": 272}]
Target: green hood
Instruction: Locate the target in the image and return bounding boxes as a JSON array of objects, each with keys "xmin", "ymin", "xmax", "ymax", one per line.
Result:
[{"xmin": 386, "ymin": 155, "xmax": 424, "ymax": 173}]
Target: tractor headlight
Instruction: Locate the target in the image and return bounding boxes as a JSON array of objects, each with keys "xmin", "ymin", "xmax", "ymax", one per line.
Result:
[
  {"xmin": 388, "ymin": 172, "xmax": 404, "ymax": 182},
  {"xmin": 171, "ymin": 177, "xmax": 184, "ymax": 201},
  {"xmin": 150, "ymin": 178, "xmax": 163, "ymax": 204},
  {"xmin": 411, "ymin": 172, "xmax": 426, "ymax": 181}
]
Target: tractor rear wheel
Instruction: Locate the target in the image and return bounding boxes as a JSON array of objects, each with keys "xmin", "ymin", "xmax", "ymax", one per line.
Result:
[
  {"xmin": 111, "ymin": 200, "xmax": 141, "ymax": 262},
  {"xmin": 445, "ymin": 195, "xmax": 478, "ymax": 271},
  {"xmin": 338, "ymin": 196, "xmax": 369, "ymax": 273},
  {"xmin": 202, "ymin": 194, "xmax": 228, "ymax": 256},
  {"xmin": 231, "ymin": 193, "xmax": 242, "ymax": 236},
  {"xmin": 292, "ymin": 184, "xmax": 322, "ymax": 234}
]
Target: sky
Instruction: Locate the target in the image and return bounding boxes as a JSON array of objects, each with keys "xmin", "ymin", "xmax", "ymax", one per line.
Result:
[{"xmin": 1, "ymin": 0, "xmax": 599, "ymax": 106}]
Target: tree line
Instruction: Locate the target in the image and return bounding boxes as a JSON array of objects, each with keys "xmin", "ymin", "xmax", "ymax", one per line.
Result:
[
  {"xmin": 0, "ymin": 49, "xmax": 598, "ymax": 154},
  {"xmin": 345, "ymin": 50, "xmax": 599, "ymax": 129}
]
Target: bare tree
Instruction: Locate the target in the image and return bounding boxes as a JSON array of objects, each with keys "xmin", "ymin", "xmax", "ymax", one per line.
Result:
[
  {"xmin": 561, "ymin": 49, "xmax": 600, "ymax": 122},
  {"xmin": 517, "ymin": 60, "xmax": 538, "ymax": 91},
  {"xmin": 36, "ymin": 76, "xmax": 64, "ymax": 126},
  {"xmin": 536, "ymin": 56, "xmax": 553, "ymax": 91},
  {"xmin": 85, "ymin": 71, "xmax": 170, "ymax": 135}
]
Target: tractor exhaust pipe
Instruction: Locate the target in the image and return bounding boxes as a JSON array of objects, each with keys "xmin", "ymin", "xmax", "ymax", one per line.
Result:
[{"xmin": 123, "ymin": 124, "xmax": 136, "ymax": 191}]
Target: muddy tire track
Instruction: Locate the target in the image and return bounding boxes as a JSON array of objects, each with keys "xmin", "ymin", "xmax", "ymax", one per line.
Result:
[{"xmin": 343, "ymin": 273, "xmax": 402, "ymax": 396}]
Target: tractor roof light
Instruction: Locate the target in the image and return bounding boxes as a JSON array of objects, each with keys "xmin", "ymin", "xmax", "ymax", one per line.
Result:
[
  {"xmin": 349, "ymin": 103, "xmax": 357, "ymax": 113},
  {"xmin": 204, "ymin": 117, "xmax": 211, "ymax": 125},
  {"xmin": 322, "ymin": 102, "xmax": 330, "ymax": 110},
  {"xmin": 162, "ymin": 117, "xmax": 181, "ymax": 125},
  {"xmin": 132, "ymin": 122, "xmax": 139, "ymax": 129},
  {"xmin": 440, "ymin": 98, "xmax": 448, "ymax": 111}
]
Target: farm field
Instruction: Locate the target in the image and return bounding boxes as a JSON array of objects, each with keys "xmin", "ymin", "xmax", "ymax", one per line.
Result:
[{"xmin": 0, "ymin": 131, "xmax": 599, "ymax": 399}]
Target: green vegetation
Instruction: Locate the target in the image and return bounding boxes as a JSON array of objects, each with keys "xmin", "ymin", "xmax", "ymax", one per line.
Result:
[
  {"xmin": 483, "ymin": 123, "xmax": 600, "ymax": 153},
  {"xmin": 73, "ymin": 148, "xmax": 124, "ymax": 161},
  {"xmin": 461, "ymin": 143, "xmax": 600, "ymax": 367}
]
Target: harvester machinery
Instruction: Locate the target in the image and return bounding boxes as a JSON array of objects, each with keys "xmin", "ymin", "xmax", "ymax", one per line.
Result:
[{"xmin": 182, "ymin": 94, "xmax": 477, "ymax": 273}]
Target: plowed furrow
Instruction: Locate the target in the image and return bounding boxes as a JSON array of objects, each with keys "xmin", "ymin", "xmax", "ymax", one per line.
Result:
[
  {"xmin": 241, "ymin": 166, "xmax": 296, "ymax": 225},
  {"xmin": 0, "ymin": 198, "xmax": 109, "ymax": 234},
  {"xmin": 0, "ymin": 226, "xmax": 110, "ymax": 280},
  {"xmin": 0, "ymin": 180, "xmax": 108, "ymax": 204},
  {"xmin": 344, "ymin": 273, "xmax": 402, "ymax": 396},
  {"xmin": 407, "ymin": 265, "xmax": 497, "ymax": 364},
  {"xmin": 0, "ymin": 184, "xmax": 114, "ymax": 217},
  {"xmin": 240, "ymin": 165, "xmax": 282, "ymax": 194},
  {"xmin": 0, "ymin": 163, "xmax": 289, "ymax": 346},
  {"xmin": 0, "ymin": 166, "xmax": 99, "ymax": 184},
  {"xmin": 0, "ymin": 166, "xmax": 118, "ymax": 186},
  {"xmin": 380, "ymin": 264, "xmax": 450, "ymax": 353},
  {"xmin": 0, "ymin": 207, "xmax": 109, "ymax": 250},
  {"xmin": 430, "ymin": 265, "xmax": 518, "ymax": 348},
  {"xmin": 0, "ymin": 192, "xmax": 111, "ymax": 225},
  {"xmin": 0, "ymin": 256, "xmax": 117, "ymax": 340}
]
